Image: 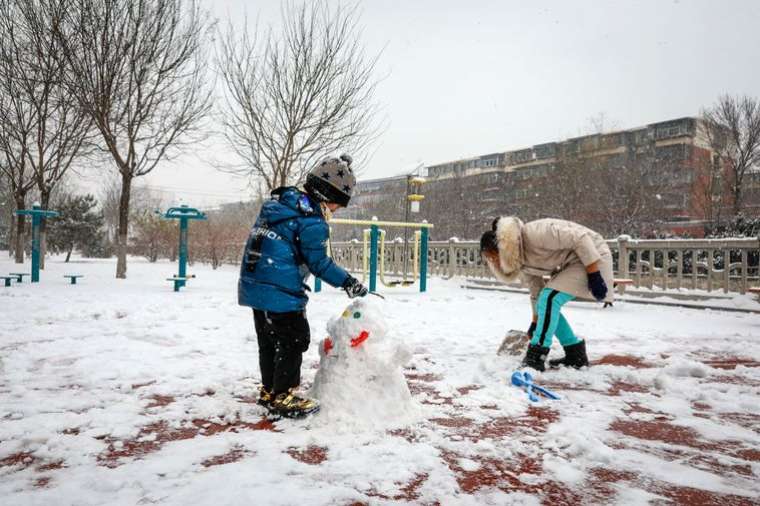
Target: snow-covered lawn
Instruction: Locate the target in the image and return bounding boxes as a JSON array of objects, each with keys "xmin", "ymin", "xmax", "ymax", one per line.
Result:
[{"xmin": 1, "ymin": 254, "xmax": 759, "ymax": 505}]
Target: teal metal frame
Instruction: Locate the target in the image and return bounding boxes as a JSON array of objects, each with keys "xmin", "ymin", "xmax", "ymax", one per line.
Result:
[
  {"xmin": 369, "ymin": 225, "xmax": 379, "ymax": 293},
  {"xmin": 15, "ymin": 204, "xmax": 59, "ymax": 283},
  {"xmin": 314, "ymin": 221, "xmax": 430, "ymax": 294},
  {"xmin": 419, "ymin": 227, "xmax": 429, "ymax": 293},
  {"xmin": 162, "ymin": 205, "xmax": 206, "ymax": 288}
]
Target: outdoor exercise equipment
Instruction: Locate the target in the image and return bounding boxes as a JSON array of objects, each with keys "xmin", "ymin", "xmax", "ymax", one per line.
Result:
[
  {"xmin": 511, "ymin": 371, "xmax": 561, "ymax": 402},
  {"xmin": 15, "ymin": 203, "xmax": 58, "ymax": 283},
  {"xmin": 315, "ymin": 217, "xmax": 433, "ymax": 294},
  {"xmin": 363, "ymin": 228, "xmax": 420, "ymax": 288},
  {"xmin": 161, "ymin": 205, "xmax": 206, "ymax": 290}
]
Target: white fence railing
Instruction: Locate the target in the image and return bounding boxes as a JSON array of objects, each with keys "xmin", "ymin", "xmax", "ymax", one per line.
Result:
[{"xmin": 331, "ymin": 236, "xmax": 760, "ymax": 294}]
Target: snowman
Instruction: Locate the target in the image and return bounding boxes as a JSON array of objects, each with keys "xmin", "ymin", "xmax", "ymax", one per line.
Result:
[{"xmin": 310, "ymin": 298, "xmax": 418, "ymax": 427}]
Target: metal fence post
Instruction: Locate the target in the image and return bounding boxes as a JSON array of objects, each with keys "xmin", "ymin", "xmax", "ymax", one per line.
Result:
[
  {"xmin": 369, "ymin": 224, "xmax": 379, "ymax": 293},
  {"xmin": 617, "ymin": 234, "xmax": 629, "ymax": 294},
  {"xmin": 448, "ymin": 238, "xmax": 456, "ymax": 279},
  {"xmin": 420, "ymin": 225, "xmax": 429, "ymax": 292}
]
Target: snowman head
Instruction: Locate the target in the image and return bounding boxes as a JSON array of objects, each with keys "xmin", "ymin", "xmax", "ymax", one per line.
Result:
[{"xmin": 324, "ymin": 298, "xmax": 387, "ymax": 353}]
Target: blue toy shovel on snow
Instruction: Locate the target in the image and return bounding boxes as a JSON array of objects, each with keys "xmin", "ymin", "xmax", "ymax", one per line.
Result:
[{"xmin": 511, "ymin": 371, "xmax": 561, "ymax": 402}]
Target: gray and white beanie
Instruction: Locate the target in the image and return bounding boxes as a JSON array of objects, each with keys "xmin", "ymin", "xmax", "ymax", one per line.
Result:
[{"xmin": 304, "ymin": 154, "xmax": 356, "ymax": 207}]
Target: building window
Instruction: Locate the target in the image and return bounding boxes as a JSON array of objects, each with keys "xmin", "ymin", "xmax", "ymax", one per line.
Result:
[
  {"xmin": 511, "ymin": 149, "xmax": 533, "ymax": 164},
  {"xmin": 656, "ymin": 122, "xmax": 688, "ymax": 140},
  {"xmin": 600, "ymin": 134, "xmax": 622, "ymax": 149},
  {"xmin": 534, "ymin": 143, "xmax": 557, "ymax": 159}
]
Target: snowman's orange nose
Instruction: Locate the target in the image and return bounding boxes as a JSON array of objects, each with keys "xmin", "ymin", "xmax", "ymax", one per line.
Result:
[{"xmin": 350, "ymin": 330, "xmax": 370, "ymax": 348}]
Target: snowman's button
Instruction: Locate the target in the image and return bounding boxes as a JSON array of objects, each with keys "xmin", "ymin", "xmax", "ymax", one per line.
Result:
[{"xmin": 353, "ymin": 312, "xmax": 361, "ymax": 319}]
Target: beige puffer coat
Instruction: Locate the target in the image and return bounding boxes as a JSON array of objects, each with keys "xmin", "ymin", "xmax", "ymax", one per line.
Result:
[{"xmin": 488, "ymin": 217, "xmax": 614, "ymax": 311}]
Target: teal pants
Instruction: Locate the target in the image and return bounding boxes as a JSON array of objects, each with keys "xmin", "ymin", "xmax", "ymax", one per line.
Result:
[{"xmin": 531, "ymin": 288, "xmax": 580, "ymax": 348}]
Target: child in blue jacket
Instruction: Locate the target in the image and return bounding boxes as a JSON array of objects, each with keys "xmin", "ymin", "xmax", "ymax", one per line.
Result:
[{"xmin": 238, "ymin": 154, "xmax": 368, "ymax": 418}]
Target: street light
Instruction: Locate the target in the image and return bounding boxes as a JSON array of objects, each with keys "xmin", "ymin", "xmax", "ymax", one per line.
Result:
[
  {"xmin": 408, "ymin": 176, "xmax": 426, "ymax": 214},
  {"xmin": 402, "ymin": 173, "xmax": 426, "ymax": 283}
]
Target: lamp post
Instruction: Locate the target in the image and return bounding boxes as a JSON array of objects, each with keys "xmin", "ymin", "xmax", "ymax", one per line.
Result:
[{"xmin": 402, "ymin": 175, "xmax": 426, "ymax": 283}]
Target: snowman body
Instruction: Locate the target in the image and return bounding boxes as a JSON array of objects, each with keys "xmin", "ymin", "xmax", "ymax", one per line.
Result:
[{"xmin": 310, "ymin": 299, "xmax": 417, "ymax": 427}]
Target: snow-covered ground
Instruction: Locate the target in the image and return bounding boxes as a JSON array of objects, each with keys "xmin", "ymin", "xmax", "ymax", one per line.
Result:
[{"xmin": 1, "ymin": 254, "xmax": 759, "ymax": 505}]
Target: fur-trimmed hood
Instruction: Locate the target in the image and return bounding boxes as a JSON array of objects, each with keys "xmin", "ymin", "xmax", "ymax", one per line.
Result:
[{"xmin": 486, "ymin": 216, "xmax": 524, "ymax": 283}]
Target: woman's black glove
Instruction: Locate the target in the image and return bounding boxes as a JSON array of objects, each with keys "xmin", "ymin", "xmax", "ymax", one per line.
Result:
[
  {"xmin": 343, "ymin": 276, "xmax": 368, "ymax": 298},
  {"xmin": 527, "ymin": 321, "xmax": 537, "ymax": 338},
  {"xmin": 587, "ymin": 271, "xmax": 608, "ymax": 301}
]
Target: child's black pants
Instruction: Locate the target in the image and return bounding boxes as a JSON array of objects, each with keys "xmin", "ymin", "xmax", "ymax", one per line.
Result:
[{"xmin": 253, "ymin": 309, "xmax": 311, "ymax": 395}]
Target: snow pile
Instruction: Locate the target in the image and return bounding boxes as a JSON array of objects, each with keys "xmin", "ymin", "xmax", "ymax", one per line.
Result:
[
  {"xmin": 2, "ymin": 255, "xmax": 760, "ymax": 504},
  {"xmin": 662, "ymin": 358, "xmax": 711, "ymax": 378},
  {"xmin": 310, "ymin": 298, "xmax": 418, "ymax": 428}
]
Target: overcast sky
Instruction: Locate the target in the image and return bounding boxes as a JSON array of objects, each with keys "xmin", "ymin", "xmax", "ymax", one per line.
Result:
[{"xmin": 137, "ymin": 0, "xmax": 760, "ymax": 207}]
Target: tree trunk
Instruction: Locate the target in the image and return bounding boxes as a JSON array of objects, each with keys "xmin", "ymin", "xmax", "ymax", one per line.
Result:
[
  {"xmin": 116, "ymin": 172, "xmax": 132, "ymax": 279},
  {"xmin": 14, "ymin": 194, "xmax": 26, "ymax": 263},
  {"xmin": 8, "ymin": 205, "xmax": 15, "ymax": 257},
  {"xmin": 39, "ymin": 190, "xmax": 51, "ymax": 269},
  {"xmin": 65, "ymin": 244, "xmax": 73, "ymax": 262},
  {"xmin": 732, "ymin": 184, "xmax": 742, "ymax": 217}
]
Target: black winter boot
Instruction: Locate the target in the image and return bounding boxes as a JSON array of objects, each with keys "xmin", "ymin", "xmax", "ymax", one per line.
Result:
[
  {"xmin": 521, "ymin": 344, "xmax": 550, "ymax": 372},
  {"xmin": 271, "ymin": 390, "xmax": 320, "ymax": 419},
  {"xmin": 549, "ymin": 340, "xmax": 589, "ymax": 369},
  {"xmin": 257, "ymin": 386, "xmax": 274, "ymax": 408}
]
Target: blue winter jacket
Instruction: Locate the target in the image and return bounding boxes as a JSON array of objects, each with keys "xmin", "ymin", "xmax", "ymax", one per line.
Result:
[{"xmin": 238, "ymin": 187, "xmax": 350, "ymax": 312}]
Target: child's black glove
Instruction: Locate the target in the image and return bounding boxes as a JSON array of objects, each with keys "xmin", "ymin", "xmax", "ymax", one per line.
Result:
[
  {"xmin": 343, "ymin": 276, "xmax": 368, "ymax": 298},
  {"xmin": 587, "ymin": 271, "xmax": 608, "ymax": 301}
]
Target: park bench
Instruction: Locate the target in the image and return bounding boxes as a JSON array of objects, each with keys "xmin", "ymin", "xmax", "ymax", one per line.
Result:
[
  {"xmin": 167, "ymin": 274, "xmax": 195, "ymax": 292},
  {"xmin": 542, "ymin": 276, "xmax": 634, "ymax": 290},
  {"xmin": 602, "ymin": 278, "xmax": 636, "ymax": 307},
  {"xmin": 63, "ymin": 275, "xmax": 84, "ymax": 285},
  {"xmin": 749, "ymin": 287, "xmax": 760, "ymax": 300},
  {"xmin": 1, "ymin": 276, "xmax": 16, "ymax": 287},
  {"xmin": 8, "ymin": 272, "xmax": 30, "ymax": 283}
]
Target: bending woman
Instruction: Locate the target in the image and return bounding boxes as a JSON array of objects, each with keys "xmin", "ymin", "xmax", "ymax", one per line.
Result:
[{"xmin": 480, "ymin": 217, "xmax": 613, "ymax": 371}]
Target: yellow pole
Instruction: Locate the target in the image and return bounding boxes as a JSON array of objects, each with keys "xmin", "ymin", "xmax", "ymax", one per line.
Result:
[
  {"xmin": 330, "ymin": 218, "xmax": 434, "ymax": 229},
  {"xmin": 378, "ymin": 229, "xmax": 390, "ymax": 286},
  {"xmin": 413, "ymin": 230, "xmax": 421, "ymax": 281},
  {"xmin": 362, "ymin": 229, "xmax": 370, "ymax": 283}
]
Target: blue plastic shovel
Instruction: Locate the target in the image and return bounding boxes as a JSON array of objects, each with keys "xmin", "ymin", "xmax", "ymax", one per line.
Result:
[{"xmin": 511, "ymin": 371, "xmax": 561, "ymax": 402}]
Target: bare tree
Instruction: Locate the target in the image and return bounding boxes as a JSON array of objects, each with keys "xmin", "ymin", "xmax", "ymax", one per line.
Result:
[
  {"xmin": 585, "ymin": 112, "xmax": 620, "ymax": 136},
  {"xmin": 129, "ymin": 210, "xmax": 174, "ymax": 263},
  {"xmin": 0, "ymin": 1, "xmax": 36, "ymax": 262},
  {"xmin": 193, "ymin": 212, "xmax": 249, "ymax": 269},
  {"xmin": 594, "ymin": 149, "xmax": 673, "ymax": 237},
  {"xmin": 217, "ymin": 2, "xmax": 382, "ymax": 192},
  {"xmin": 55, "ymin": 0, "xmax": 214, "ymax": 278},
  {"xmin": 0, "ymin": 173, "xmax": 14, "ymax": 251},
  {"xmin": 523, "ymin": 135, "xmax": 673, "ymax": 237},
  {"xmin": 691, "ymin": 148, "xmax": 727, "ymax": 229},
  {"xmin": 0, "ymin": 0, "xmax": 94, "ymax": 268},
  {"xmin": 0, "ymin": 153, "xmax": 34, "ymax": 262},
  {"xmin": 98, "ymin": 173, "xmax": 122, "ymax": 248},
  {"xmin": 531, "ymin": 157, "xmax": 593, "ymax": 225},
  {"xmin": 702, "ymin": 94, "xmax": 760, "ymax": 216}
]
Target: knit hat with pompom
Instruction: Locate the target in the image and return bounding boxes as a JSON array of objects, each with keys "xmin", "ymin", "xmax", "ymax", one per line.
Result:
[{"xmin": 304, "ymin": 154, "xmax": 356, "ymax": 207}]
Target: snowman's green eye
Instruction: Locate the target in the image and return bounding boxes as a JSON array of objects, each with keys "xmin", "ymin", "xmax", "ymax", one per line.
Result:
[{"xmin": 353, "ymin": 312, "xmax": 361, "ymax": 319}]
